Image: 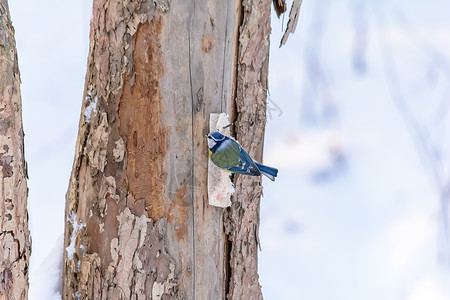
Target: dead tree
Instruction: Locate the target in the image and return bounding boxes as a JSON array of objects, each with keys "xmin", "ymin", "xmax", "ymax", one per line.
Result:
[
  {"xmin": 0, "ymin": 1, "xmax": 31, "ymax": 299},
  {"xmin": 62, "ymin": 0, "xmax": 271, "ymax": 299}
]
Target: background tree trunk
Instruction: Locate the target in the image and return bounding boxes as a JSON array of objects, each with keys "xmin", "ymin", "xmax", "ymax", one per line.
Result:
[
  {"xmin": 0, "ymin": 1, "xmax": 31, "ymax": 299},
  {"xmin": 62, "ymin": 0, "xmax": 271, "ymax": 299}
]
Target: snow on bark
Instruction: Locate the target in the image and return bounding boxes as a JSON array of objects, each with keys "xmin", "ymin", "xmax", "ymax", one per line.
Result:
[
  {"xmin": 63, "ymin": 1, "xmax": 187, "ymax": 298},
  {"xmin": 65, "ymin": 212, "xmax": 86, "ymax": 261},
  {"xmin": 63, "ymin": 0, "xmax": 272, "ymax": 298}
]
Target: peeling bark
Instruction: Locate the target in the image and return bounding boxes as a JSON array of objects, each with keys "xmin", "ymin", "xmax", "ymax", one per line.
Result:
[
  {"xmin": 224, "ymin": 0, "xmax": 271, "ymax": 299},
  {"xmin": 63, "ymin": 1, "xmax": 187, "ymax": 298},
  {"xmin": 0, "ymin": 1, "xmax": 31, "ymax": 299},
  {"xmin": 63, "ymin": 0, "xmax": 271, "ymax": 299}
]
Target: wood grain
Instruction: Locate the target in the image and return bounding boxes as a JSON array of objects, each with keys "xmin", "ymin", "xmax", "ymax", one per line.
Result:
[{"xmin": 62, "ymin": 0, "xmax": 271, "ymax": 298}]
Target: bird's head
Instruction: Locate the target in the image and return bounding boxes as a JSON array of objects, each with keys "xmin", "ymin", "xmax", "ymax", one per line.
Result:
[{"xmin": 206, "ymin": 132, "xmax": 226, "ymax": 150}]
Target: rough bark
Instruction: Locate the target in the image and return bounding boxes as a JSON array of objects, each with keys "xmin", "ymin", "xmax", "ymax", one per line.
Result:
[
  {"xmin": 225, "ymin": 0, "xmax": 271, "ymax": 299},
  {"xmin": 0, "ymin": 1, "xmax": 31, "ymax": 299},
  {"xmin": 62, "ymin": 0, "xmax": 270, "ymax": 299}
]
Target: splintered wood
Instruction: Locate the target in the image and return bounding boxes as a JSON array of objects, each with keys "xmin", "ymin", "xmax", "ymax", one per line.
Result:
[{"xmin": 280, "ymin": 0, "xmax": 303, "ymax": 47}]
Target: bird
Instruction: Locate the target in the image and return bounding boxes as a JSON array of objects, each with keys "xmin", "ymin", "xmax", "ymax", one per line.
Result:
[{"xmin": 207, "ymin": 132, "xmax": 278, "ymax": 181}]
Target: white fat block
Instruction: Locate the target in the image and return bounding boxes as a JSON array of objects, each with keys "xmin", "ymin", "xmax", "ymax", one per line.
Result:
[{"xmin": 208, "ymin": 113, "xmax": 234, "ymax": 208}]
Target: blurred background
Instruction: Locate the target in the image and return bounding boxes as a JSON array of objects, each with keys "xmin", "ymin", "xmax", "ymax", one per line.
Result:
[{"xmin": 8, "ymin": 0, "xmax": 450, "ymax": 299}]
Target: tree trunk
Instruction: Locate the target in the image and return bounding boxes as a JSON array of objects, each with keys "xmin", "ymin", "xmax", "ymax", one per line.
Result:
[
  {"xmin": 0, "ymin": 1, "xmax": 31, "ymax": 299},
  {"xmin": 62, "ymin": 0, "xmax": 271, "ymax": 299},
  {"xmin": 224, "ymin": 0, "xmax": 271, "ymax": 298}
]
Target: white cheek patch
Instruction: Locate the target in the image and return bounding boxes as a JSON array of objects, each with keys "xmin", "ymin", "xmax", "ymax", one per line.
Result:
[{"xmin": 208, "ymin": 138, "xmax": 216, "ymax": 149}]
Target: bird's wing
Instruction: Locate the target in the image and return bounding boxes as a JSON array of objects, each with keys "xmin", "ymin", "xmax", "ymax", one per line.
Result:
[
  {"xmin": 227, "ymin": 146, "xmax": 261, "ymax": 176},
  {"xmin": 212, "ymin": 139, "xmax": 241, "ymax": 168},
  {"xmin": 212, "ymin": 138, "xmax": 261, "ymax": 176}
]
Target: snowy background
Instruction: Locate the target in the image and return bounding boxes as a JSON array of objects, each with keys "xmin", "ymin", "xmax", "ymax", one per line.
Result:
[{"xmin": 8, "ymin": 0, "xmax": 450, "ymax": 299}]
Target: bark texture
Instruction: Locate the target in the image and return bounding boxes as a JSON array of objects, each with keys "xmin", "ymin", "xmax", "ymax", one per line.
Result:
[
  {"xmin": 62, "ymin": 0, "xmax": 270, "ymax": 299},
  {"xmin": 0, "ymin": 1, "xmax": 31, "ymax": 299},
  {"xmin": 225, "ymin": 0, "xmax": 271, "ymax": 299}
]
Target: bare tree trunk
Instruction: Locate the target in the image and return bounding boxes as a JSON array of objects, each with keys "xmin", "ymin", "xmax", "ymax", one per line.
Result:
[
  {"xmin": 225, "ymin": 0, "xmax": 271, "ymax": 298},
  {"xmin": 62, "ymin": 0, "xmax": 271, "ymax": 299},
  {"xmin": 0, "ymin": 1, "xmax": 31, "ymax": 299}
]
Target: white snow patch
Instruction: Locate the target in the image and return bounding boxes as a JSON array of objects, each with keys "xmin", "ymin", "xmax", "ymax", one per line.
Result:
[
  {"xmin": 84, "ymin": 94, "xmax": 98, "ymax": 123},
  {"xmin": 29, "ymin": 235, "xmax": 64, "ymax": 300},
  {"xmin": 65, "ymin": 211, "xmax": 86, "ymax": 260}
]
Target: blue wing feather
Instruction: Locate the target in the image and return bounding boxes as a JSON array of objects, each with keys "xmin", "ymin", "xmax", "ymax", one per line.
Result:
[
  {"xmin": 227, "ymin": 144, "xmax": 261, "ymax": 176},
  {"xmin": 211, "ymin": 137, "xmax": 261, "ymax": 176}
]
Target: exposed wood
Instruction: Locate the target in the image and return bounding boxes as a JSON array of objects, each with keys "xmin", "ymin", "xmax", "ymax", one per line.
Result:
[
  {"xmin": 280, "ymin": 0, "xmax": 303, "ymax": 47},
  {"xmin": 189, "ymin": 1, "xmax": 238, "ymax": 298},
  {"xmin": 62, "ymin": 0, "xmax": 236, "ymax": 298},
  {"xmin": 62, "ymin": 0, "xmax": 271, "ymax": 298},
  {"xmin": 0, "ymin": 1, "xmax": 31, "ymax": 299},
  {"xmin": 62, "ymin": 1, "xmax": 194, "ymax": 298}
]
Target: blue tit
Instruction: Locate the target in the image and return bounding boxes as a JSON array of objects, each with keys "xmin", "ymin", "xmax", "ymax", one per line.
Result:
[{"xmin": 207, "ymin": 132, "xmax": 278, "ymax": 181}]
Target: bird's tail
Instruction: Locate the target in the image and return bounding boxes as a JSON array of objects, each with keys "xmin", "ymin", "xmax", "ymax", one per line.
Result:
[{"xmin": 255, "ymin": 162, "xmax": 278, "ymax": 181}]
